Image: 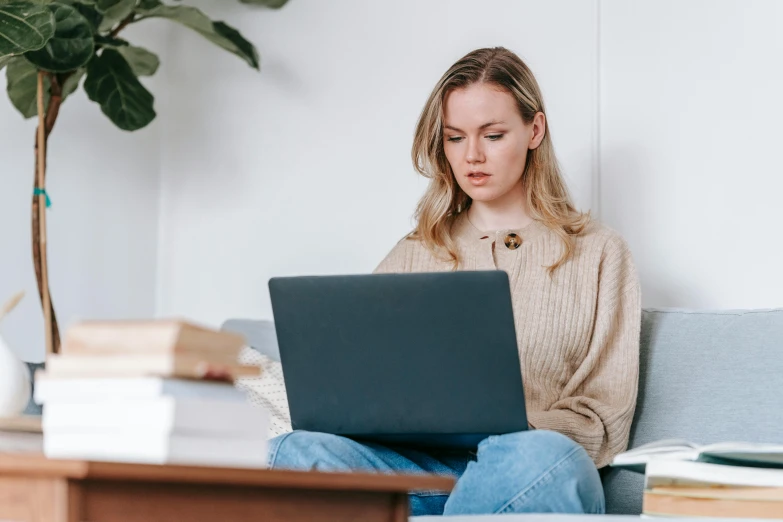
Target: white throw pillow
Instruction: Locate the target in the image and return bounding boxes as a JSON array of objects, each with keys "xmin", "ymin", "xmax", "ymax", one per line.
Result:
[{"xmin": 235, "ymin": 346, "xmax": 292, "ymax": 439}]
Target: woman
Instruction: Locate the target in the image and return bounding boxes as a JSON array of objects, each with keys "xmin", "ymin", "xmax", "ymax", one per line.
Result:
[{"xmin": 268, "ymin": 47, "xmax": 641, "ymax": 517}]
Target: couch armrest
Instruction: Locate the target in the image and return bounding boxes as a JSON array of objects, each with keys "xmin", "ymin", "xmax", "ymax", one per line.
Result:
[{"xmin": 221, "ymin": 319, "xmax": 280, "ymax": 362}]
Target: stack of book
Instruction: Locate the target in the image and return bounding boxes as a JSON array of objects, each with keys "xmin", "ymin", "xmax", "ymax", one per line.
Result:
[
  {"xmin": 35, "ymin": 320, "xmax": 270, "ymax": 468},
  {"xmin": 613, "ymin": 439, "xmax": 783, "ymax": 519},
  {"xmin": 0, "ymin": 415, "xmax": 43, "ymax": 454}
]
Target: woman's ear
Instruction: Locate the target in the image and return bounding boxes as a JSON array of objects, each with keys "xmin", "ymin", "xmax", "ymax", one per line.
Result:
[{"xmin": 528, "ymin": 112, "xmax": 546, "ymax": 150}]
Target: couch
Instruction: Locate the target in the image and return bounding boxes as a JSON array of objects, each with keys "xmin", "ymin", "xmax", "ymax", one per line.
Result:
[{"xmin": 223, "ymin": 307, "xmax": 783, "ymax": 518}]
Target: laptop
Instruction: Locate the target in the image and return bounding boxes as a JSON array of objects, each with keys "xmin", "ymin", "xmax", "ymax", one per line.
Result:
[{"xmin": 268, "ymin": 270, "xmax": 528, "ymax": 449}]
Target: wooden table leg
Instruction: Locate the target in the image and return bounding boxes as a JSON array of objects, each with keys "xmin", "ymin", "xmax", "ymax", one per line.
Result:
[
  {"xmin": 55, "ymin": 480, "xmax": 82, "ymax": 522},
  {"xmin": 391, "ymin": 493, "xmax": 410, "ymax": 522},
  {"xmin": 80, "ymin": 480, "xmax": 411, "ymax": 522},
  {"xmin": 0, "ymin": 477, "xmax": 82, "ymax": 522}
]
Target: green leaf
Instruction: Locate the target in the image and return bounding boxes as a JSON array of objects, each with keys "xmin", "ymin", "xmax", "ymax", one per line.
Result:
[
  {"xmin": 60, "ymin": 66, "xmax": 84, "ymax": 96},
  {"xmin": 239, "ymin": 0, "xmax": 288, "ymax": 8},
  {"xmin": 5, "ymin": 56, "xmax": 49, "ymax": 118},
  {"xmin": 135, "ymin": 2, "xmax": 258, "ymax": 69},
  {"xmin": 94, "ymin": 0, "xmax": 132, "ymax": 13},
  {"xmin": 24, "ymin": 2, "xmax": 94, "ymax": 72},
  {"xmin": 95, "ymin": 0, "xmax": 134, "ymax": 31},
  {"xmin": 211, "ymin": 21, "xmax": 257, "ymax": 69},
  {"xmin": 84, "ymin": 48, "xmax": 155, "ymax": 131},
  {"xmin": 116, "ymin": 45, "xmax": 157, "ymax": 76},
  {"xmin": 0, "ymin": 3, "xmax": 56, "ymax": 59},
  {"xmin": 71, "ymin": 1, "xmax": 103, "ymax": 31},
  {"xmin": 0, "ymin": 54, "xmax": 12, "ymax": 71}
]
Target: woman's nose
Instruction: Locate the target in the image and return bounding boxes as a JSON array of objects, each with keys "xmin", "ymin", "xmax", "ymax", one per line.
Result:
[{"xmin": 466, "ymin": 138, "xmax": 485, "ymax": 164}]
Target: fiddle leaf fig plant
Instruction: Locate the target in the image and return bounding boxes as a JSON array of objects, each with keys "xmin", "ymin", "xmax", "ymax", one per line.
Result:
[{"xmin": 1, "ymin": 0, "xmax": 288, "ymax": 355}]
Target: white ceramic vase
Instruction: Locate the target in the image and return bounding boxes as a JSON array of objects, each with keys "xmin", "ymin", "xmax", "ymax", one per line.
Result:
[{"xmin": 0, "ymin": 333, "xmax": 32, "ymax": 417}]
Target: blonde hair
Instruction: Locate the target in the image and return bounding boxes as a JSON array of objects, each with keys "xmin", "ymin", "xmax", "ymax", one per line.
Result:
[{"xmin": 410, "ymin": 47, "xmax": 590, "ymax": 275}]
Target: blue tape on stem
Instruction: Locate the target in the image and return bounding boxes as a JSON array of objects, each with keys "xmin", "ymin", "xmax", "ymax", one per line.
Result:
[{"xmin": 33, "ymin": 188, "xmax": 51, "ymax": 208}]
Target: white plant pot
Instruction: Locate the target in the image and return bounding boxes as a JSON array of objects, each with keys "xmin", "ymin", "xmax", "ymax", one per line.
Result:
[{"xmin": 0, "ymin": 333, "xmax": 32, "ymax": 417}]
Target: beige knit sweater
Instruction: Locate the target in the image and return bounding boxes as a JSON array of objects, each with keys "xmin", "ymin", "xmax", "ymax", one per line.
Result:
[{"xmin": 373, "ymin": 213, "xmax": 641, "ymax": 468}]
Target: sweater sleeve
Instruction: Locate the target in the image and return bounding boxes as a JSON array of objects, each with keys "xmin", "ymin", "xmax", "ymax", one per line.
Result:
[
  {"xmin": 526, "ymin": 234, "xmax": 642, "ymax": 468},
  {"xmin": 373, "ymin": 238, "xmax": 414, "ymax": 274}
]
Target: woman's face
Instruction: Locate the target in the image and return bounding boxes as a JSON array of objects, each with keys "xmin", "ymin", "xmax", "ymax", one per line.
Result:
[{"xmin": 442, "ymin": 83, "xmax": 545, "ymax": 204}]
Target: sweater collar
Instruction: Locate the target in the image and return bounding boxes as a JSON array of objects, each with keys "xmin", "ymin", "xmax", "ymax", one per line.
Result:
[{"xmin": 451, "ymin": 211, "xmax": 551, "ymax": 245}]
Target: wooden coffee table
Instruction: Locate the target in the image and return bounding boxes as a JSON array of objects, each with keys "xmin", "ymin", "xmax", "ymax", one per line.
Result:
[{"xmin": 0, "ymin": 453, "xmax": 455, "ymax": 522}]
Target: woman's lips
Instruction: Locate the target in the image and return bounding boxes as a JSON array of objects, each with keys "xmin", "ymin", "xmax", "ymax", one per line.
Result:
[{"xmin": 467, "ymin": 172, "xmax": 491, "ymax": 186}]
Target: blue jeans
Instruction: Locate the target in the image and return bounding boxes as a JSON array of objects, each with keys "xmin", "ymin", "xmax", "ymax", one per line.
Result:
[{"xmin": 268, "ymin": 429, "xmax": 605, "ymax": 516}]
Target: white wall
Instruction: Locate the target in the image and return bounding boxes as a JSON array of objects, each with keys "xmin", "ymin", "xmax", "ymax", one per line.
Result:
[
  {"xmin": 0, "ymin": 23, "xmax": 166, "ymax": 362},
  {"xmin": 601, "ymin": 0, "xmax": 783, "ymax": 308},
  {"xmin": 159, "ymin": 0, "xmax": 783, "ymax": 323},
  {"xmin": 157, "ymin": 0, "xmax": 600, "ymax": 325}
]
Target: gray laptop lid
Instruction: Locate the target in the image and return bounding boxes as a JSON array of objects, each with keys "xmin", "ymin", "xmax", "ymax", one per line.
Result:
[{"xmin": 268, "ymin": 271, "xmax": 528, "ymax": 448}]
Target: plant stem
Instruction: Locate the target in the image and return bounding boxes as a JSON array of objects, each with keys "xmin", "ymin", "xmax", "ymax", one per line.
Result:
[
  {"xmin": 35, "ymin": 71, "xmax": 53, "ymax": 357},
  {"xmin": 47, "ymin": 74, "xmax": 65, "ymax": 132},
  {"xmin": 32, "ymin": 72, "xmax": 64, "ymax": 355}
]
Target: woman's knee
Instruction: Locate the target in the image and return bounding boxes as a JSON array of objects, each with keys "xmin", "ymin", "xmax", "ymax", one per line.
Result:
[
  {"xmin": 268, "ymin": 431, "xmax": 353, "ymax": 470},
  {"xmin": 446, "ymin": 430, "xmax": 604, "ymax": 515},
  {"xmin": 490, "ymin": 430, "xmax": 603, "ymax": 514}
]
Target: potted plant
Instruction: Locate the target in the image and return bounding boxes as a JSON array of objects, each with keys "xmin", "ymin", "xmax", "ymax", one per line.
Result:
[{"xmin": 0, "ymin": 0, "xmax": 286, "ymax": 356}]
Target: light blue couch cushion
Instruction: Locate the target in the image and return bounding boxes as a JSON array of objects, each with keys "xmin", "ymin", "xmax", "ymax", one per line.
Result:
[
  {"xmin": 224, "ymin": 318, "xmax": 280, "ymax": 360},
  {"xmin": 222, "ymin": 308, "xmax": 783, "ymax": 515}
]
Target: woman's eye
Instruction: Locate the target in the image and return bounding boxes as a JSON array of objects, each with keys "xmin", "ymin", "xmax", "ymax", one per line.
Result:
[
  {"xmin": 447, "ymin": 136, "xmax": 464, "ymax": 143},
  {"xmin": 486, "ymin": 134, "xmax": 504, "ymax": 141}
]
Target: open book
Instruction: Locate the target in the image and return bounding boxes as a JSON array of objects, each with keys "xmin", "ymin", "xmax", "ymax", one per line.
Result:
[{"xmin": 611, "ymin": 439, "xmax": 783, "ymax": 473}]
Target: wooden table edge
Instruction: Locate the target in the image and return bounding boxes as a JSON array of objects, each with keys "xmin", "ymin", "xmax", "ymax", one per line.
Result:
[{"xmin": 0, "ymin": 453, "xmax": 455, "ymax": 493}]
